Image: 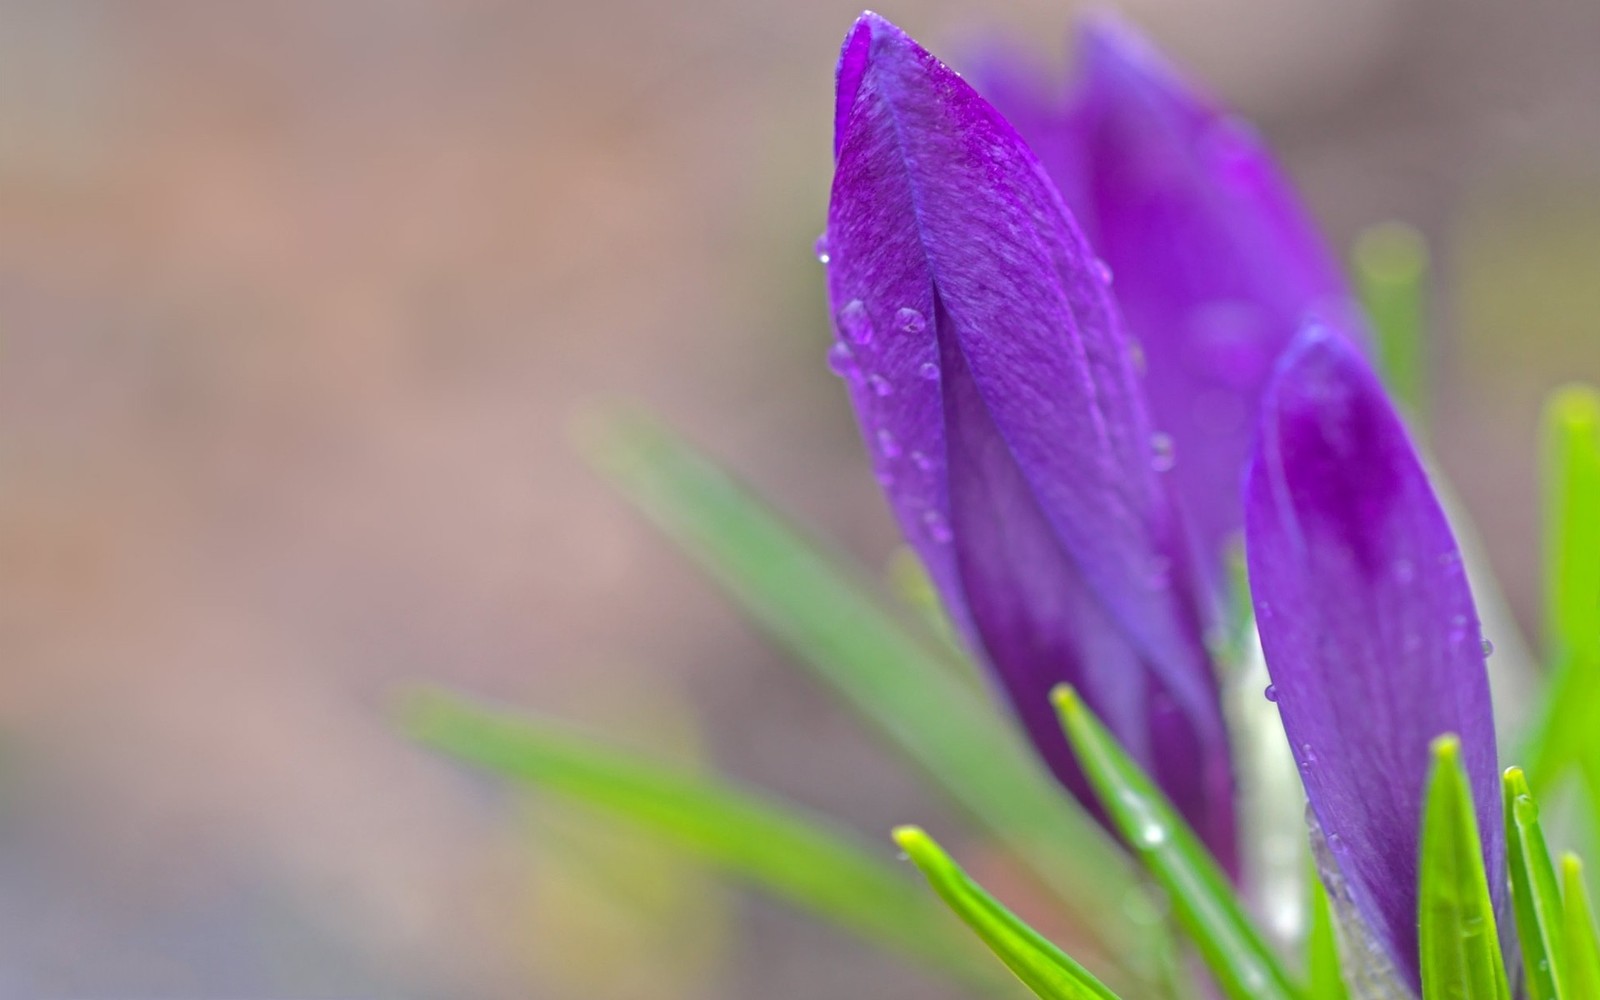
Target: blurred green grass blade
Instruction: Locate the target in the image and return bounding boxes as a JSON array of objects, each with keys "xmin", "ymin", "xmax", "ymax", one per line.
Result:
[
  {"xmin": 1504, "ymin": 767, "xmax": 1568, "ymax": 998},
  {"xmin": 1354, "ymin": 222, "xmax": 1430, "ymax": 426},
  {"xmin": 1419, "ymin": 736, "xmax": 1509, "ymax": 1000},
  {"xmin": 1051, "ymin": 686, "xmax": 1301, "ymax": 1000},
  {"xmin": 579, "ymin": 412, "xmax": 1158, "ymax": 967},
  {"xmin": 1543, "ymin": 386, "xmax": 1600, "ymax": 666},
  {"xmin": 1522, "ymin": 386, "xmax": 1600, "ymax": 799},
  {"xmin": 1307, "ymin": 865, "xmax": 1350, "ymax": 1000},
  {"xmin": 1561, "ymin": 855, "xmax": 1600, "ymax": 995},
  {"xmin": 894, "ymin": 826, "xmax": 1122, "ymax": 1000},
  {"xmin": 397, "ymin": 686, "xmax": 998, "ymax": 989}
]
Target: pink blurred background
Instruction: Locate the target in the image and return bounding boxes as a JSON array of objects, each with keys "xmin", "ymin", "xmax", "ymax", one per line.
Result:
[{"xmin": 1, "ymin": 0, "xmax": 1597, "ymax": 996}]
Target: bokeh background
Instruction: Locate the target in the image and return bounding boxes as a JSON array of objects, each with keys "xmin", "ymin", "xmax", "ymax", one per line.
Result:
[{"xmin": 1, "ymin": 0, "xmax": 1597, "ymax": 996}]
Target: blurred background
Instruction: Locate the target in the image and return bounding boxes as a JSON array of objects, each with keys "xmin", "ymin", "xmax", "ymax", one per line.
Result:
[{"xmin": 1, "ymin": 0, "xmax": 1597, "ymax": 996}]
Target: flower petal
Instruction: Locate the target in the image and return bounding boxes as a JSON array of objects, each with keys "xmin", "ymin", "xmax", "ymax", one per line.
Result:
[
  {"xmin": 1245, "ymin": 329, "xmax": 1502, "ymax": 989},
  {"xmin": 826, "ymin": 12, "xmax": 1235, "ymax": 866},
  {"xmin": 980, "ymin": 16, "xmax": 1357, "ymax": 586}
]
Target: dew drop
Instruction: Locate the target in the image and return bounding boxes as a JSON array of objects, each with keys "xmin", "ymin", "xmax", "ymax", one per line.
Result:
[
  {"xmin": 1301, "ymin": 744, "xmax": 1317, "ymax": 764},
  {"xmin": 1327, "ymin": 832, "xmax": 1343, "ymax": 851},
  {"xmin": 910, "ymin": 450, "xmax": 933, "ymax": 472},
  {"xmin": 826, "ymin": 342, "xmax": 857, "ymax": 379},
  {"xmin": 866, "ymin": 373, "xmax": 893, "ymax": 397},
  {"xmin": 1093, "ymin": 257, "xmax": 1114, "ymax": 284},
  {"xmin": 894, "ymin": 306, "xmax": 926, "ymax": 333},
  {"xmin": 917, "ymin": 361, "xmax": 939, "ymax": 381},
  {"xmin": 1482, "ymin": 638, "xmax": 1496, "ymax": 657},
  {"xmin": 813, "ymin": 233, "xmax": 830, "ymax": 264},
  {"xmin": 1150, "ymin": 432, "xmax": 1176, "ymax": 472},
  {"xmin": 838, "ymin": 299, "xmax": 874, "ymax": 345},
  {"xmin": 923, "ymin": 509, "xmax": 952, "ymax": 543},
  {"xmin": 1137, "ymin": 820, "xmax": 1167, "ymax": 847},
  {"xmin": 1264, "ymin": 684, "xmax": 1278, "ymax": 703},
  {"xmin": 876, "ymin": 427, "xmax": 901, "ymax": 458}
]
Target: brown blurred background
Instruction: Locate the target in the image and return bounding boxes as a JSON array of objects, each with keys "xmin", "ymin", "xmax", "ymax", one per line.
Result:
[{"xmin": 0, "ymin": 1, "xmax": 1596, "ymax": 996}]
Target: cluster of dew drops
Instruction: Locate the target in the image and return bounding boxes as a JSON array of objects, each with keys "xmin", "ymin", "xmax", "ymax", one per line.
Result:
[
  {"xmin": 816, "ymin": 232, "xmax": 950, "ymax": 542},
  {"xmin": 814, "ymin": 233, "xmax": 1178, "ymax": 545}
]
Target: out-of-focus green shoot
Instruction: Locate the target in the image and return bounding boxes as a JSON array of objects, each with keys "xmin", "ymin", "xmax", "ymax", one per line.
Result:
[
  {"xmin": 1051, "ymin": 686, "xmax": 1302, "ymax": 1000},
  {"xmin": 396, "ymin": 686, "xmax": 998, "ymax": 991},
  {"xmin": 1562, "ymin": 855, "xmax": 1600, "ymax": 995},
  {"xmin": 1504, "ymin": 767, "xmax": 1568, "ymax": 998},
  {"xmin": 1521, "ymin": 386, "xmax": 1600, "ymax": 813},
  {"xmin": 1305, "ymin": 865, "xmax": 1349, "ymax": 1000},
  {"xmin": 894, "ymin": 825, "xmax": 1121, "ymax": 1000},
  {"xmin": 1354, "ymin": 222, "xmax": 1430, "ymax": 428},
  {"xmin": 578, "ymin": 412, "xmax": 1166, "ymax": 985},
  {"xmin": 1418, "ymin": 735, "xmax": 1509, "ymax": 1000}
]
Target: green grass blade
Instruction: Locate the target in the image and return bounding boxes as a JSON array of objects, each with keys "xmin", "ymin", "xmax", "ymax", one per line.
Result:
[
  {"xmin": 1523, "ymin": 387, "xmax": 1600, "ymax": 792},
  {"xmin": 578, "ymin": 412, "xmax": 1159, "ymax": 969},
  {"xmin": 397, "ymin": 686, "xmax": 994, "ymax": 989},
  {"xmin": 1419, "ymin": 735, "xmax": 1509, "ymax": 1000},
  {"xmin": 1306, "ymin": 864, "xmax": 1350, "ymax": 1000},
  {"xmin": 894, "ymin": 826, "xmax": 1122, "ymax": 1000},
  {"xmin": 1543, "ymin": 386, "xmax": 1600, "ymax": 668},
  {"xmin": 1504, "ymin": 767, "xmax": 1568, "ymax": 998},
  {"xmin": 1561, "ymin": 855, "xmax": 1600, "ymax": 995},
  {"xmin": 1354, "ymin": 221, "xmax": 1430, "ymax": 426},
  {"xmin": 1051, "ymin": 686, "xmax": 1302, "ymax": 1000}
]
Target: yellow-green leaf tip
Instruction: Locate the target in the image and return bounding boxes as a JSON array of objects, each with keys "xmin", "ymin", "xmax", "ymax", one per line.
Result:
[
  {"xmin": 1430, "ymin": 732, "xmax": 1462, "ymax": 763},
  {"xmin": 1563, "ymin": 853, "xmax": 1585, "ymax": 881},
  {"xmin": 1548, "ymin": 384, "xmax": 1600, "ymax": 430},
  {"xmin": 893, "ymin": 825, "xmax": 938, "ymax": 866},
  {"xmin": 1049, "ymin": 684, "xmax": 1081, "ymax": 715},
  {"xmin": 1503, "ymin": 766, "xmax": 1530, "ymax": 797},
  {"xmin": 1354, "ymin": 221, "xmax": 1427, "ymax": 282}
]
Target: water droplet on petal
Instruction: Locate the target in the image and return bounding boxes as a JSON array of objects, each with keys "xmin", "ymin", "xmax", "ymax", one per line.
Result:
[
  {"xmin": 1137, "ymin": 820, "xmax": 1166, "ymax": 847},
  {"xmin": 876, "ymin": 427, "xmax": 901, "ymax": 458},
  {"xmin": 1482, "ymin": 638, "xmax": 1496, "ymax": 657},
  {"xmin": 894, "ymin": 306, "xmax": 926, "ymax": 333},
  {"xmin": 910, "ymin": 450, "xmax": 933, "ymax": 472},
  {"xmin": 826, "ymin": 342, "xmax": 857, "ymax": 379},
  {"xmin": 1150, "ymin": 432, "xmax": 1176, "ymax": 472},
  {"xmin": 813, "ymin": 233, "xmax": 830, "ymax": 264},
  {"xmin": 1301, "ymin": 744, "xmax": 1317, "ymax": 764},
  {"xmin": 866, "ymin": 373, "xmax": 893, "ymax": 397},
  {"xmin": 838, "ymin": 299, "xmax": 874, "ymax": 345},
  {"xmin": 923, "ymin": 509, "xmax": 951, "ymax": 543},
  {"xmin": 1264, "ymin": 684, "xmax": 1278, "ymax": 703},
  {"xmin": 1093, "ymin": 257, "xmax": 1114, "ymax": 284},
  {"xmin": 917, "ymin": 361, "xmax": 939, "ymax": 381}
]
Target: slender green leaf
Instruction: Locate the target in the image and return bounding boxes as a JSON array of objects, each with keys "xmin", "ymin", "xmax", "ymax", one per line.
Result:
[
  {"xmin": 894, "ymin": 825, "xmax": 1121, "ymax": 1000},
  {"xmin": 397, "ymin": 686, "xmax": 995, "ymax": 989},
  {"xmin": 1523, "ymin": 386, "xmax": 1600, "ymax": 794},
  {"xmin": 1561, "ymin": 854, "xmax": 1600, "ymax": 996},
  {"xmin": 1354, "ymin": 222, "xmax": 1429, "ymax": 426},
  {"xmin": 1504, "ymin": 767, "xmax": 1568, "ymax": 998},
  {"xmin": 1306, "ymin": 863, "xmax": 1350, "ymax": 1000},
  {"xmin": 1051, "ymin": 686, "xmax": 1301, "ymax": 1000},
  {"xmin": 579, "ymin": 412, "xmax": 1162, "ymax": 977},
  {"xmin": 1419, "ymin": 735, "xmax": 1509, "ymax": 999},
  {"xmin": 1543, "ymin": 386, "xmax": 1600, "ymax": 668}
]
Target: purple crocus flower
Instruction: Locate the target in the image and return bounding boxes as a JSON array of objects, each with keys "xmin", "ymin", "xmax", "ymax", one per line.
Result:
[
  {"xmin": 1246, "ymin": 328, "xmax": 1502, "ymax": 989},
  {"xmin": 976, "ymin": 17, "xmax": 1356, "ymax": 588},
  {"xmin": 823, "ymin": 12, "xmax": 1236, "ymax": 870}
]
